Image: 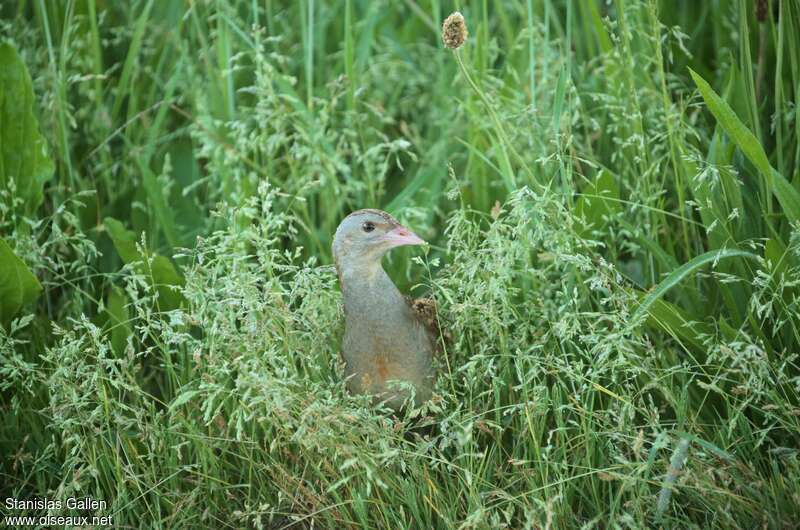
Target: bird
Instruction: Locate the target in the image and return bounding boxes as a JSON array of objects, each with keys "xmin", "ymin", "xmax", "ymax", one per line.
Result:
[{"xmin": 332, "ymin": 209, "xmax": 440, "ymax": 410}]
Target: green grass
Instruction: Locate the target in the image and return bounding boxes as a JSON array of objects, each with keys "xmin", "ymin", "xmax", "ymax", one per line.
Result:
[{"xmin": 2, "ymin": 0, "xmax": 800, "ymax": 528}]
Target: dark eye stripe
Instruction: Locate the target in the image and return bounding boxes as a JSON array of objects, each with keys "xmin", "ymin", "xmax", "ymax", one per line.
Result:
[{"xmin": 362, "ymin": 221, "xmax": 375, "ymax": 232}]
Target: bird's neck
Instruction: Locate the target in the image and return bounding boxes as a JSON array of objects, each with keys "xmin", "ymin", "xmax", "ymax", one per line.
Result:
[{"xmin": 340, "ymin": 261, "xmax": 405, "ymax": 318}]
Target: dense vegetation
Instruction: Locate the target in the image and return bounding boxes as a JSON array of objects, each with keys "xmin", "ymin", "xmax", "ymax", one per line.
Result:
[{"xmin": 2, "ymin": 1, "xmax": 800, "ymax": 528}]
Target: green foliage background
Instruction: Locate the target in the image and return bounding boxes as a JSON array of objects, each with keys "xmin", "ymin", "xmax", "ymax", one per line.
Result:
[{"xmin": 1, "ymin": 0, "xmax": 800, "ymax": 528}]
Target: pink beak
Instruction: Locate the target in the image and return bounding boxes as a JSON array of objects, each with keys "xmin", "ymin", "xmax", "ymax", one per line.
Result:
[{"xmin": 382, "ymin": 225, "xmax": 426, "ymax": 248}]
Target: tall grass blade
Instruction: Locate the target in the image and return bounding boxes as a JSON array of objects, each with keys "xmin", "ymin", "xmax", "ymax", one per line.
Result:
[
  {"xmin": 632, "ymin": 249, "xmax": 758, "ymax": 324},
  {"xmin": 689, "ymin": 67, "xmax": 800, "ymax": 223}
]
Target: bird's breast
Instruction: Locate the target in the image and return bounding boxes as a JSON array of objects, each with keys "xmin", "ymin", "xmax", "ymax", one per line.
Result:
[
  {"xmin": 339, "ymin": 269, "xmax": 434, "ymax": 406},
  {"xmin": 342, "ymin": 301, "xmax": 433, "ymax": 403}
]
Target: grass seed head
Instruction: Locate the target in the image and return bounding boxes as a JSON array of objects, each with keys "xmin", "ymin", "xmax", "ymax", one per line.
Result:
[
  {"xmin": 755, "ymin": 0, "xmax": 768, "ymax": 22},
  {"xmin": 442, "ymin": 11, "xmax": 468, "ymax": 50}
]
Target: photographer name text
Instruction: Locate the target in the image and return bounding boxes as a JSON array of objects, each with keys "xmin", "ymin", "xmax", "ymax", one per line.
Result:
[{"xmin": 4, "ymin": 497, "xmax": 112, "ymax": 527}]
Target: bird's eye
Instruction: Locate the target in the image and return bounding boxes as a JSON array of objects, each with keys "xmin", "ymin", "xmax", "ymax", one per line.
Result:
[{"xmin": 362, "ymin": 221, "xmax": 375, "ymax": 233}]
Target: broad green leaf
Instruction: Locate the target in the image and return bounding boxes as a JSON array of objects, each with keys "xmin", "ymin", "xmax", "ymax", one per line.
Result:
[
  {"xmin": 104, "ymin": 217, "xmax": 185, "ymax": 311},
  {"xmin": 169, "ymin": 389, "xmax": 200, "ymax": 413},
  {"xmin": 689, "ymin": 68, "xmax": 771, "ymax": 178},
  {"xmin": 771, "ymin": 170, "xmax": 800, "ymax": 223},
  {"xmin": 632, "ymin": 249, "xmax": 759, "ymax": 324},
  {"xmin": 765, "ymin": 238, "xmax": 788, "ymax": 278},
  {"xmin": 689, "ymin": 68, "xmax": 800, "ymax": 224},
  {"xmin": 106, "ymin": 286, "xmax": 131, "ymax": 357},
  {"xmin": 717, "ymin": 316, "xmax": 739, "ymax": 343},
  {"xmin": 0, "ymin": 238, "xmax": 41, "ymax": 326},
  {"xmin": 0, "ymin": 42, "xmax": 54, "ymax": 217},
  {"xmin": 104, "ymin": 217, "xmax": 140, "ymax": 264},
  {"xmin": 642, "ymin": 297, "xmax": 711, "ymax": 352}
]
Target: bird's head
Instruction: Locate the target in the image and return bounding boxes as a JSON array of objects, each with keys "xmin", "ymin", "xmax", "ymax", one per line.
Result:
[{"xmin": 332, "ymin": 209, "xmax": 425, "ymax": 273}]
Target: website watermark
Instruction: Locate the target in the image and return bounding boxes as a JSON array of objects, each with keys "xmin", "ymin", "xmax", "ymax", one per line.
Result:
[{"xmin": 3, "ymin": 497, "xmax": 113, "ymax": 527}]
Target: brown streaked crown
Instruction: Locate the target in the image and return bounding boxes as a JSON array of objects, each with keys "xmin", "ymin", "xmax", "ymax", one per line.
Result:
[{"xmin": 345, "ymin": 209, "xmax": 400, "ymax": 227}]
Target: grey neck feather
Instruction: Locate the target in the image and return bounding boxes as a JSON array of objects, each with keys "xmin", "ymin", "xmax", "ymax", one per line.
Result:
[{"xmin": 339, "ymin": 260, "xmax": 406, "ymax": 321}]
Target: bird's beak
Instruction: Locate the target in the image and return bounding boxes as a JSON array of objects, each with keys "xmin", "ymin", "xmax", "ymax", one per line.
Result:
[{"xmin": 382, "ymin": 225, "xmax": 426, "ymax": 248}]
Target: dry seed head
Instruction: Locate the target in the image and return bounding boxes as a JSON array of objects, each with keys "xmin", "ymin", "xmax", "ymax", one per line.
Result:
[
  {"xmin": 442, "ymin": 11, "xmax": 468, "ymax": 49},
  {"xmin": 755, "ymin": 0, "xmax": 767, "ymax": 22}
]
